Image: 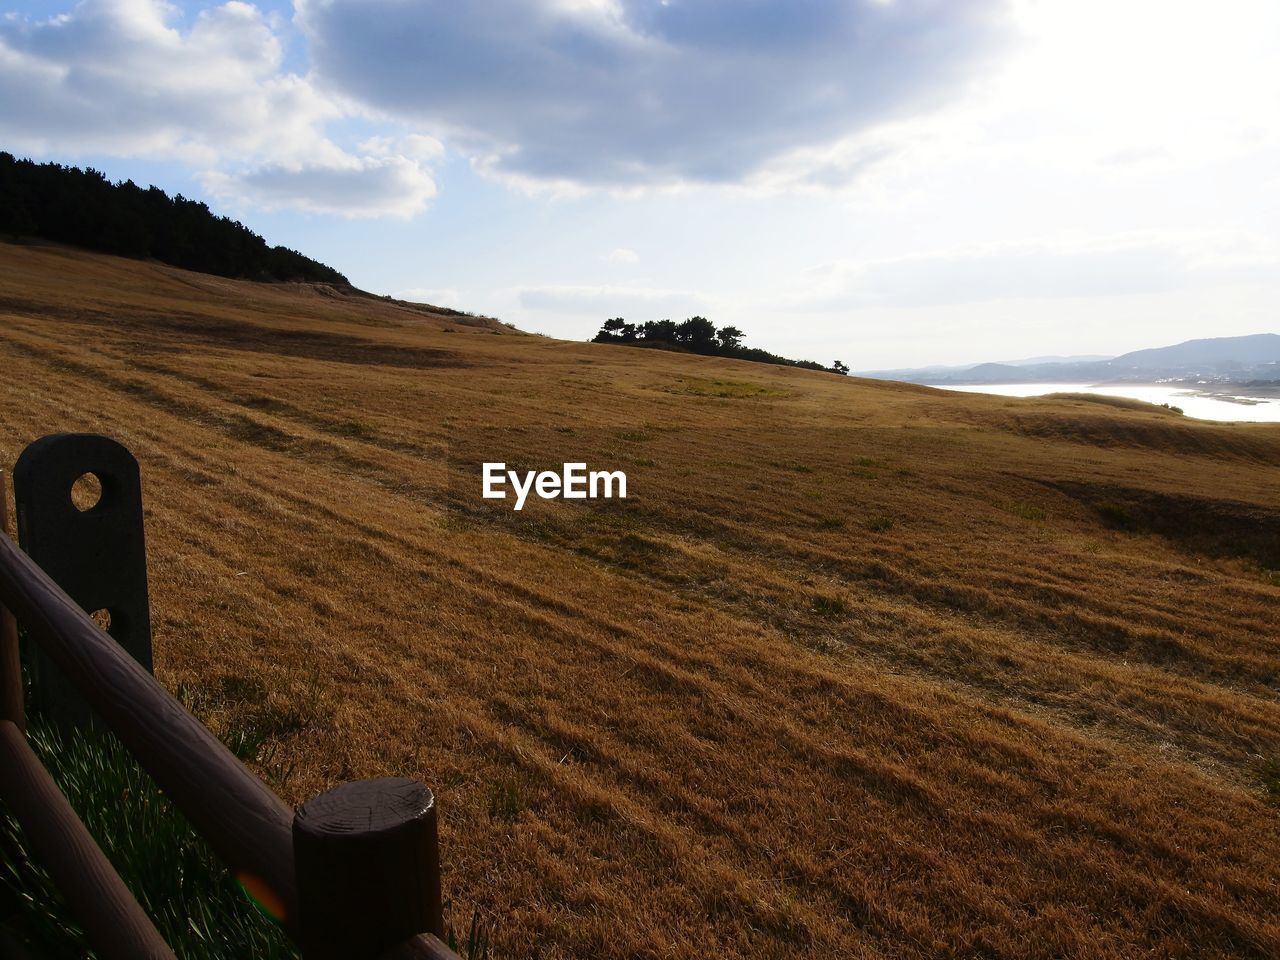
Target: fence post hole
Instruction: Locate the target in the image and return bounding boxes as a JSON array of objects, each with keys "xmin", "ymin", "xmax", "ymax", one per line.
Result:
[
  {"xmin": 12, "ymin": 434, "xmax": 153, "ymax": 729},
  {"xmin": 293, "ymin": 777, "xmax": 444, "ymax": 960},
  {"xmin": 0, "ymin": 472, "xmax": 23, "ymax": 729}
]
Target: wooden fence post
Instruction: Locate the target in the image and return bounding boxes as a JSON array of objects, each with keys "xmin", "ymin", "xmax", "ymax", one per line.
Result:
[
  {"xmin": 293, "ymin": 777, "xmax": 444, "ymax": 960},
  {"xmin": 12, "ymin": 434, "xmax": 153, "ymax": 729},
  {"xmin": 0, "ymin": 472, "xmax": 23, "ymax": 729}
]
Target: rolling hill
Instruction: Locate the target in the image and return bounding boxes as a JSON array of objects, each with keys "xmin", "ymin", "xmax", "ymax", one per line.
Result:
[
  {"xmin": 862, "ymin": 332, "xmax": 1280, "ymax": 384},
  {"xmin": 2, "ymin": 242, "xmax": 1279, "ymax": 959}
]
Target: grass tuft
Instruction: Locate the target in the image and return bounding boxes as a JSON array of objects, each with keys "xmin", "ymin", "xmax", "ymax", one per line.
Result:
[
  {"xmin": 1011, "ymin": 502, "xmax": 1047, "ymax": 522},
  {"xmin": 488, "ymin": 778, "xmax": 529, "ymax": 824},
  {"xmin": 811, "ymin": 595, "xmax": 848, "ymax": 618},
  {"xmin": 445, "ymin": 905, "xmax": 494, "ymax": 960},
  {"xmin": 1258, "ymin": 757, "xmax": 1280, "ymax": 806},
  {"xmin": 334, "ymin": 418, "xmax": 376, "ymax": 439}
]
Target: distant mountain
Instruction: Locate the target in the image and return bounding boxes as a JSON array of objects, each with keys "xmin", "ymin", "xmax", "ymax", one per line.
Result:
[
  {"xmin": 859, "ymin": 334, "xmax": 1280, "ymax": 385},
  {"xmin": 1000, "ymin": 354, "xmax": 1112, "ymax": 366},
  {"xmin": 1113, "ymin": 334, "xmax": 1280, "ymax": 370}
]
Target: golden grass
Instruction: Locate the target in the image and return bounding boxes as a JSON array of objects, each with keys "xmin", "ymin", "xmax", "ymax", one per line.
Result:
[{"xmin": 2, "ymin": 242, "xmax": 1280, "ymax": 959}]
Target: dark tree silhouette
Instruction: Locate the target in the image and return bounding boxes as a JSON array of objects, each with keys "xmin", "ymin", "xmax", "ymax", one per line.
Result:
[
  {"xmin": 0, "ymin": 152, "xmax": 347, "ymax": 284},
  {"xmin": 675, "ymin": 316, "xmax": 718, "ymax": 351},
  {"xmin": 717, "ymin": 326, "xmax": 744, "ymax": 350},
  {"xmin": 590, "ymin": 315, "xmax": 845, "ymax": 373},
  {"xmin": 642, "ymin": 319, "xmax": 678, "ymax": 341}
]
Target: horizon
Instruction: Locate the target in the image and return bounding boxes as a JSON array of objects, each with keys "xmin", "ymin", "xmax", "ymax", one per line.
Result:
[
  {"xmin": 860, "ymin": 330, "xmax": 1280, "ymax": 374},
  {"xmin": 2, "ymin": 0, "xmax": 1278, "ymax": 368}
]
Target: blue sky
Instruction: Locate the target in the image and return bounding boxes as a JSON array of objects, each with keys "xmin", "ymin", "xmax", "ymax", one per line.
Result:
[{"xmin": 2, "ymin": 0, "xmax": 1278, "ymax": 368}]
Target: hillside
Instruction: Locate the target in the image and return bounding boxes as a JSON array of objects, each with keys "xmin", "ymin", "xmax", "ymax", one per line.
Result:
[{"xmin": 2, "ymin": 243, "xmax": 1280, "ymax": 959}]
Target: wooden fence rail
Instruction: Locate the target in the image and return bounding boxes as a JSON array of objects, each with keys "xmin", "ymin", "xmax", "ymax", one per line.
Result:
[
  {"xmin": 0, "ymin": 438, "xmax": 462, "ymax": 960},
  {"xmin": 0, "ymin": 719, "xmax": 176, "ymax": 959}
]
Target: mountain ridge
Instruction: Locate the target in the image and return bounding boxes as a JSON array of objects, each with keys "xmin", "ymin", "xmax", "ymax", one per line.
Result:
[{"xmin": 860, "ymin": 333, "xmax": 1280, "ymax": 384}]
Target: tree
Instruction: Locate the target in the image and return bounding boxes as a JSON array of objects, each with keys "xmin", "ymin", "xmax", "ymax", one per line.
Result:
[
  {"xmin": 832, "ymin": 360, "xmax": 850, "ymax": 375},
  {"xmin": 642, "ymin": 319, "xmax": 678, "ymax": 343},
  {"xmin": 0, "ymin": 152, "xmax": 347, "ymax": 283},
  {"xmin": 589, "ymin": 315, "xmax": 832, "ymax": 373},
  {"xmin": 676, "ymin": 315, "xmax": 718, "ymax": 353},
  {"xmin": 717, "ymin": 326, "xmax": 744, "ymax": 351},
  {"xmin": 593, "ymin": 317, "xmax": 640, "ymax": 343}
]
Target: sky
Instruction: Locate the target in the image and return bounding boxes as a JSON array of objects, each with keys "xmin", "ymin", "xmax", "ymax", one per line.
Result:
[{"xmin": 1, "ymin": 0, "xmax": 1278, "ymax": 370}]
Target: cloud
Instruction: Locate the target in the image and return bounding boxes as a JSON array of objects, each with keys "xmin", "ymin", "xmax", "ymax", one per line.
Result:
[
  {"xmin": 297, "ymin": 0, "xmax": 1011, "ymax": 188},
  {"xmin": 203, "ymin": 153, "xmax": 437, "ymax": 218},
  {"xmin": 0, "ymin": 0, "xmax": 334, "ymax": 163},
  {"xmin": 602, "ymin": 247, "xmax": 639, "ymax": 265},
  {"xmin": 519, "ymin": 284, "xmax": 712, "ymax": 317},
  {"xmin": 0, "ymin": 0, "xmax": 439, "ymax": 216},
  {"xmin": 789, "ymin": 233, "xmax": 1280, "ymax": 310}
]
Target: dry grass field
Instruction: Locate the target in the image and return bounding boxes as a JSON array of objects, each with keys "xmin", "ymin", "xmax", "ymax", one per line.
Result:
[{"xmin": 2, "ymin": 242, "xmax": 1279, "ymax": 959}]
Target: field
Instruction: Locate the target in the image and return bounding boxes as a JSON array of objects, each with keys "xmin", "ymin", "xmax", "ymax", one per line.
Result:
[{"xmin": 2, "ymin": 242, "xmax": 1279, "ymax": 959}]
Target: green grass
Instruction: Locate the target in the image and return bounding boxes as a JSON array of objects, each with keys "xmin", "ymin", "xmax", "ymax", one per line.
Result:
[
  {"xmin": 0, "ymin": 717, "xmax": 499, "ymax": 958},
  {"xmin": 0, "ymin": 719, "xmax": 298, "ymax": 959}
]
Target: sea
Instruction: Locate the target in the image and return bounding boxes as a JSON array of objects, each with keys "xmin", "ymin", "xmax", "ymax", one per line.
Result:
[{"xmin": 937, "ymin": 383, "xmax": 1280, "ymax": 424}]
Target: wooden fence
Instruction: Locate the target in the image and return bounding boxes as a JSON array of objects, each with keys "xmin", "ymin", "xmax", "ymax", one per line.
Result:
[{"xmin": 0, "ymin": 434, "xmax": 461, "ymax": 960}]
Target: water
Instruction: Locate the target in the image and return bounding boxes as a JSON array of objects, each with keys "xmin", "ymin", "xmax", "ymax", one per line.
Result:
[{"xmin": 937, "ymin": 383, "xmax": 1280, "ymax": 423}]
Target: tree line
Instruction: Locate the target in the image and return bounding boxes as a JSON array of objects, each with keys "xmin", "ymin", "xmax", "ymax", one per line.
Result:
[
  {"xmin": 0, "ymin": 152, "xmax": 347, "ymax": 284},
  {"xmin": 592, "ymin": 316, "xmax": 849, "ymax": 374}
]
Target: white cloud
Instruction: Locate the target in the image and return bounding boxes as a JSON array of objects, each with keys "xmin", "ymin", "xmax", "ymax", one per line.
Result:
[
  {"xmin": 784, "ymin": 232, "xmax": 1280, "ymax": 311},
  {"xmin": 297, "ymin": 0, "xmax": 1012, "ymax": 188},
  {"xmin": 602, "ymin": 247, "xmax": 639, "ymax": 265},
  {"xmin": 361, "ymin": 133, "xmax": 444, "ymax": 164},
  {"xmin": 0, "ymin": 0, "xmax": 439, "ymax": 216},
  {"xmin": 0, "ymin": 0, "xmax": 333, "ymax": 163},
  {"xmin": 203, "ymin": 154, "xmax": 437, "ymax": 218},
  {"xmin": 519, "ymin": 284, "xmax": 712, "ymax": 317}
]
